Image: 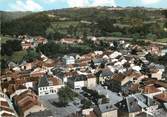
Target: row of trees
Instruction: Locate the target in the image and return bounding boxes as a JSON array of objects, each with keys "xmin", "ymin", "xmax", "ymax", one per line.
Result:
[
  {"xmin": 36, "ymin": 39, "xmax": 111, "ymax": 57},
  {"xmin": 36, "ymin": 41, "xmax": 92, "ymax": 56}
]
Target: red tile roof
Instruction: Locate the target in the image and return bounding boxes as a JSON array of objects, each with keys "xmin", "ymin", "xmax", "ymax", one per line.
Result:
[
  {"xmin": 154, "ymin": 93, "xmax": 167, "ymax": 102},
  {"xmin": 144, "ymin": 85, "xmax": 160, "ymax": 94}
]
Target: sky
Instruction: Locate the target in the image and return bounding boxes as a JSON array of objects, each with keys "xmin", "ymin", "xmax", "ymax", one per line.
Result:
[{"xmin": 0, "ymin": 0, "xmax": 167, "ymax": 11}]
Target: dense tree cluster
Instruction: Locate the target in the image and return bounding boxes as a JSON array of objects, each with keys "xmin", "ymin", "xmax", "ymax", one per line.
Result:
[
  {"xmin": 58, "ymin": 86, "xmax": 78, "ymax": 105},
  {"xmin": 1, "ymin": 13, "xmax": 51, "ymax": 36},
  {"xmin": 23, "ymin": 49, "xmax": 40, "ymax": 62},
  {"xmin": 1, "ymin": 40, "xmax": 22, "ymax": 56}
]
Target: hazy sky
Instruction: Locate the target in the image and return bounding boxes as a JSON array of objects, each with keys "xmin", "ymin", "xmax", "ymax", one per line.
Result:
[{"xmin": 0, "ymin": 0, "xmax": 167, "ymax": 11}]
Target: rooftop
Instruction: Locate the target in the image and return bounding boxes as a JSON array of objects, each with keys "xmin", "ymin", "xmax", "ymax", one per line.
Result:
[
  {"xmin": 27, "ymin": 110, "xmax": 53, "ymax": 117},
  {"xmin": 144, "ymin": 85, "xmax": 161, "ymax": 94},
  {"xmin": 154, "ymin": 93, "xmax": 167, "ymax": 102},
  {"xmin": 99, "ymin": 103, "xmax": 118, "ymax": 113}
]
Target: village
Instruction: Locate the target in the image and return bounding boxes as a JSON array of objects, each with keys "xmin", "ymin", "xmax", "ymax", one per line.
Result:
[{"xmin": 0, "ymin": 35, "xmax": 167, "ymax": 117}]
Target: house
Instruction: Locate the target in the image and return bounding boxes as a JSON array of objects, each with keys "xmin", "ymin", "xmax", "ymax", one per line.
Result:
[
  {"xmin": 79, "ymin": 63, "xmax": 89, "ymax": 71},
  {"xmin": 143, "ymin": 85, "xmax": 165, "ymax": 98},
  {"xmin": 149, "ymin": 66, "xmax": 163, "ymax": 80},
  {"xmin": 87, "ymin": 74, "xmax": 97, "ymax": 89},
  {"xmin": 35, "ymin": 36, "xmax": 47, "ymax": 45},
  {"xmin": 43, "ymin": 58, "xmax": 56, "ymax": 69},
  {"xmin": 0, "ymin": 91, "xmax": 18, "ymax": 117},
  {"xmin": 94, "ymin": 51, "xmax": 103, "ymax": 55},
  {"xmin": 63, "ymin": 55, "xmax": 75, "ymax": 65},
  {"xmin": 148, "ymin": 45, "xmax": 161, "ymax": 55},
  {"xmin": 20, "ymin": 61, "xmax": 33, "ymax": 71},
  {"xmin": 38, "ymin": 75, "xmax": 64, "ymax": 96},
  {"xmin": 21, "ymin": 38, "xmax": 34, "ymax": 50},
  {"xmin": 96, "ymin": 103, "xmax": 118, "ymax": 117},
  {"xmin": 8, "ymin": 62, "xmax": 20, "ymax": 71},
  {"xmin": 12, "ymin": 89, "xmax": 45, "ymax": 117},
  {"xmin": 109, "ymin": 51, "xmax": 122, "ymax": 59},
  {"xmin": 52, "ymin": 68, "xmax": 65, "ymax": 80},
  {"xmin": 93, "ymin": 58, "xmax": 105, "ymax": 66},
  {"xmin": 30, "ymin": 67, "xmax": 47, "ymax": 78},
  {"xmin": 67, "ymin": 72, "xmax": 96, "ymax": 90},
  {"xmin": 111, "ymin": 70, "xmax": 144, "ymax": 92},
  {"xmin": 116, "ymin": 96, "xmax": 141, "ymax": 117},
  {"xmin": 110, "ymin": 73, "xmax": 126, "ymax": 92},
  {"xmin": 23, "ymin": 81, "xmax": 34, "ymax": 89},
  {"xmin": 60, "ymin": 38, "xmax": 83, "ymax": 44},
  {"xmin": 68, "ymin": 75, "xmax": 87, "ymax": 90},
  {"xmin": 81, "ymin": 108, "xmax": 97, "ymax": 117},
  {"xmin": 116, "ymin": 94, "xmax": 159, "ymax": 117},
  {"xmin": 99, "ymin": 68, "xmax": 113, "ymax": 84},
  {"xmin": 154, "ymin": 92, "xmax": 167, "ymax": 102}
]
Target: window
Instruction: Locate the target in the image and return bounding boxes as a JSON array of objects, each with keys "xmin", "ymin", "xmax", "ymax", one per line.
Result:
[{"xmin": 51, "ymin": 90, "xmax": 54, "ymax": 93}]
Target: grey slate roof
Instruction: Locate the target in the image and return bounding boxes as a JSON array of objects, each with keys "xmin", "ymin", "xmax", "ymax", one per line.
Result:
[
  {"xmin": 26, "ymin": 110, "xmax": 53, "ymax": 117},
  {"xmin": 116, "ymin": 94, "xmax": 158, "ymax": 113},
  {"xmin": 99, "ymin": 103, "xmax": 118, "ymax": 113},
  {"xmin": 38, "ymin": 75, "xmax": 49, "ymax": 87},
  {"xmin": 116, "ymin": 96, "xmax": 141, "ymax": 113},
  {"xmin": 69, "ymin": 75, "xmax": 87, "ymax": 82},
  {"xmin": 52, "ymin": 68, "xmax": 64, "ymax": 79},
  {"xmin": 100, "ymin": 69, "xmax": 113, "ymax": 77}
]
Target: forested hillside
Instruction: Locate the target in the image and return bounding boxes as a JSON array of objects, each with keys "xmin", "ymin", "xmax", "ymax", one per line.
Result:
[{"xmin": 1, "ymin": 7, "xmax": 167, "ymax": 40}]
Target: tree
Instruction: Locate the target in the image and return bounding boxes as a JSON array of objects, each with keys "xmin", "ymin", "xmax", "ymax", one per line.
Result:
[
  {"xmin": 1, "ymin": 40, "xmax": 22, "ymax": 56},
  {"xmin": 132, "ymin": 33, "xmax": 140, "ymax": 39},
  {"xmin": 45, "ymin": 27, "xmax": 55, "ymax": 40},
  {"xmin": 58, "ymin": 86, "xmax": 78, "ymax": 105},
  {"xmin": 146, "ymin": 33, "xmax": 157, "ymax": 40},
  {"xmin": 1, "ymin": 59, "xmax": 8, "ymax": 69},
  {"xmin": 24, "ymin": 49, "xmax": 40, "ymax": 62},
  {"xmin": 81, "ymin": 99, "xmax": 92, "ymax": 109},
  {"xmin": 111, "ymin": 32, "xmax": 122, "ymax": 37}
]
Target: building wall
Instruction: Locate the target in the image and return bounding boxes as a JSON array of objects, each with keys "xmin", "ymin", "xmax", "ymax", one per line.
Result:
[
  {"xmin": 38, "ymin": 85, "xmax": 64, "ymax": 96},
  {"xmin": 151, "ymin": 70, "xmax": 162, "ymax": 80},
  {"xmin": 21, "ymin": 63, "xmax": 32, "ymax": 70},
  {"xmin": 101, "ymin": 110, "xmax": 118, "ymax": 117},
  {"xmin": 111, "ymin": 80, "xmax": 121, "ymax": 92},
  {"xmin": 66, "ymin": 59, "xmax": 75, "ymax": 65},
  {"xmin": 87, "ymin": 78, "xmax": 96, "ymax": 89},
  {"xmin": 74, "ymin": 81, "xmax": 85, "ymax": 90},
  {"xmin": 24, "ymin": 82, "xmax": 33, "ymax": 89}
]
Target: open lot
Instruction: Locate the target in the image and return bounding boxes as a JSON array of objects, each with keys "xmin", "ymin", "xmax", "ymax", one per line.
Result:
[{"xmin": 39, "ymin": 94, "xmax": 80, "ymax": 117}]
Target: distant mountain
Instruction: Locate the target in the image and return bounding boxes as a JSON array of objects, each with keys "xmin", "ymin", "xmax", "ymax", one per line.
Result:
[{"xmin": 1, "ymin": 7, "xmax": 167, "ymax": 39}]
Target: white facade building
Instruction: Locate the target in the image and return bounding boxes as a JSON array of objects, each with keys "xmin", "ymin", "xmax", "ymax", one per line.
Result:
[
  {"xmin": 38, "ymin": 76, "xmax": 64, "ymax": 96},
  {"xmin": 63, "ymin": 55, "xmax": 75, "ymax": 65}
]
